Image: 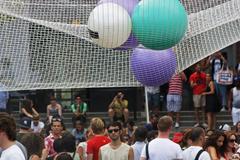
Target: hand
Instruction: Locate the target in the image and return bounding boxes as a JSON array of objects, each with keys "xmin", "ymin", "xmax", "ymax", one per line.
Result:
[
  {"xmin": 202, "ymin": 92, "xmax": 206, "ymax": 96},
  {"xmin": 228, "ymin": 107, "xmax": 232, "ymax": 113}
]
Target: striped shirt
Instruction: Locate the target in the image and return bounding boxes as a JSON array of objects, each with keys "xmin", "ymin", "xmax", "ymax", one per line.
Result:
[{"xmin": 168, "ymin": 74, "xmax": 183, "ymax": 95}]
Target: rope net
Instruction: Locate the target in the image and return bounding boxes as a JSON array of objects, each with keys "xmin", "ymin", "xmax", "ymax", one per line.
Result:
[{"xmin": 0, "ymin": 0, "xmax": 239, "ymax": 90}]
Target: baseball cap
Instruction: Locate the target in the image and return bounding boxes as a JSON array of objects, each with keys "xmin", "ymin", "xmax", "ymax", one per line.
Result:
[
  {"xmin": 172, "ymin": 132, "xmax": 183, "ymax": 144},
  {"xmin": 19, "ymin": 117, "xmax": 32, "ymax": 129},
  {"xmin": 219, "ymin": 124, "xmax": 231, "ymax": 132}
]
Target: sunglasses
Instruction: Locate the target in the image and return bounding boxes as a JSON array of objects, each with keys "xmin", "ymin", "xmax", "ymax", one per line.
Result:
[
  {"xmin": 108, "ymin": 128, "xmax": 120, "ymax": 134},
  {"xmin": 229, "ymin": 139, "xmax": 236, "ymax": 143},
  {"xmin": 52, "ymin": 118, "xmax": 62, "ymax": 122}
]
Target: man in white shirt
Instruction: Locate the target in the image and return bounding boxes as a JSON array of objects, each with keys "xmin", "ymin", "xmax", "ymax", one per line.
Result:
[
  {"xmin": 0, "ymin": 113, "xmax": 25, "ymax": 160},
  {"xmin": 140, "ymin": 116, "xmax": 183, "ymax": 160},
  {"xmin": 183, "ymin": 127, "xmax": 211, "ymax": 160}
]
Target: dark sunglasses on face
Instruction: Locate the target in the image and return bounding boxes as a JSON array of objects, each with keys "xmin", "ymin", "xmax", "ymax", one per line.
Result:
[
  {"xmin": 229, "ymin": 139, "xmax": 236, "ymax": 143},
  {"xmin": 108, "ymin": 128, "xmax": 120, "ymax": 134}
]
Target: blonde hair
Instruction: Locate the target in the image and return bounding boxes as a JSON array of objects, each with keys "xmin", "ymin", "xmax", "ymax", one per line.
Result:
[{"xmin": 90, "ymin": 117, "xmax": 105, "ymax": 134}]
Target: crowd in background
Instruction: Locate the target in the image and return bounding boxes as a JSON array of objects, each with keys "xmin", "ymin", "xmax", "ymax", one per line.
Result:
[{"xmin": 1, "ymin": 50, "xmax": 240, "ymax": 160}]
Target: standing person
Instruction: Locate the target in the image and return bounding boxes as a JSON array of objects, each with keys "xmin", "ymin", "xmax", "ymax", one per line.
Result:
[
  {"xmin": 0, "ymin": 85, "xmax": 9, "ymax": 113},
  {"xmin": 0, "ymin": 113, "xmax": 25, "ymax": 160},
  {"xmin": 131, "ymin": 127, "xmax": 148, "ymax": 160},
  {"xmin": 228, "ymin": 76, "xmax": 240, "ymax": 125},
  {"xmin": 108, "ymin": 92, "xmax": 129, "ymax": 123},
  {"xmin": 145, "ymin": 86, "xmax": 160, "ymax": 112},
  {"xmin": 86, "ymin": 117, "xmax": 111, "ymax": 160},
  {"xmin": 189, "ymin": 64, "xmax": 207, "ymax": 127},
  {"xmin": 206, "ymin": 51, "xmax": 227, "ymax": 110},
  {"xmin": 99, "ymin": 121, "xmax": 134, "ymax": 160},
  {"xmin": 202, "ymin": 74, "xmax": 221, "ymax": 130},
  {"xmin": 71, "ymin": 95, "xmax": 88, "ymax": 125},
  {"xmin": 140, "ymin": 116, "xmax": 183, "ymax": 160},
  {"xmin": 44, "ymin": 117, "xmax": 64, "ymax": 158},
  {"xmin": 167, "ymin": 72, "xmax": 187, "ymax": 128},
  {"xmin": 182, "ymin": 127, "xmax": 211, "ymax": 160},
  {"xmin": 46, "ymin": 97, "xmax": 62, "ymax": 124}
]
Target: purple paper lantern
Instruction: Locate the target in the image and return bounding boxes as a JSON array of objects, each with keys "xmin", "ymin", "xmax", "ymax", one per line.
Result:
[
  {"xmin": 130, "ymin": 48, "xmax": 177, "ymax": 86},
  {"xmin": 98, "ymin": 0, "xmax": 139, "ymax": 49}
]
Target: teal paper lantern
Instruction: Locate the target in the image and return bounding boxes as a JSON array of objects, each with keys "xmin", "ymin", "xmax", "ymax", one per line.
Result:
[{"xmin": 132, "ymin": 0, "xmax": 188, "ymax": 50}]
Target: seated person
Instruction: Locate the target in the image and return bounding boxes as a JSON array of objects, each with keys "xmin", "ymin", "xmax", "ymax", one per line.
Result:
[
  {"xmin": 70, "ymin": 95, "xmax": 88, "ymax": 124},
  {"xmin": 20, "ymin": 99, "xmax": 39, "ymax": 119},
  {"xmin": 108, "ymin": 92, "xmax": 129, "ymax": 123},
  {"xmin": 31, "ymin": 115, "xmax": 45, "ymax": 133},
  {"xmin": 46, "ymin": 96, "xmax": 62, "ymax": 124},
  {"xmin": 71, "ymin": 120, "xmax": 87, "ymax": 145}
]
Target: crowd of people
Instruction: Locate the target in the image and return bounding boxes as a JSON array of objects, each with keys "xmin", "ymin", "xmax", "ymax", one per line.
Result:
[
  {"xmin": 2, "ymin": 112, "xmax": 240, "ymax": 160},
  {"xmin": 1, "ymin": 50, "xmax": 240, "ymax": 160}
]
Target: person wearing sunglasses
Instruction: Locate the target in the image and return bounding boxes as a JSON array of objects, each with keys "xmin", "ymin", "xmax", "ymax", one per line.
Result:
[
  {"xmin": 224, "ymin": 131, "xmax": 238, "ymax": 159},
  {"xmin": 99, "ymin": 121, "xmax": 134, "ymax": 160},
  {"xmin": 44, "ymin": 117, "xmax": 64, "ymax": 158}
]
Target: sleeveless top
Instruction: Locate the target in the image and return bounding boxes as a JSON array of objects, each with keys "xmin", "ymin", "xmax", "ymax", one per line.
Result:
[
  {"xmin": 49, "ymin": 106, "xmax": 59, "ymax": 116},
  {"xmin": 100, "ymin": 143, "xmax": 130, "ymax": 160},
  {"xmin": 233, "ymin": 87, "xmax": 240, "ymax": 109}
]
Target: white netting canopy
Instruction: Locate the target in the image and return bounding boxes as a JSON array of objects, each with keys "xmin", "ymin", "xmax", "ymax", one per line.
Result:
[{"xmin": 0, "ymin": 0, "xmax": 239, "ymax": 91}]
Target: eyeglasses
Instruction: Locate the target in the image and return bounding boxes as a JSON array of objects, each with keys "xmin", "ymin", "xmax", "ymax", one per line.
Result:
[
  {"xmin": 229, "ymin": 139, "xmax": 236, "ymax": 143},
  {"xmin": 108, "ymin": 128, "xmax": 120, "ymax": 134}
]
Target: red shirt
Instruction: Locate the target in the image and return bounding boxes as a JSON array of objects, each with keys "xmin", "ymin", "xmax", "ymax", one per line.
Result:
[
  {"xmin": 87, "ymin": 135, "xmax": 111, "ymax": 160},
  {"xmin": 189, "ymin": 72, "xmax": 206, "ymax": 95}
]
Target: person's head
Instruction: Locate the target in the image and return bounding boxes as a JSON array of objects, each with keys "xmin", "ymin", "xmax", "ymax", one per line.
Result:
[
  {"xmin": 234, "ymin": 76, "xmax": 240, "ymax": 88},
  {"xmin": 53, "ymin": 138, "xmax": 64, "ymax": 153},
  {"xmin": 19, "ymin": 117, "xmax": 32, "ymax": 131},
  {"xmin": 147, "ymin": 130, "xmax": 158, "ymax": 142},
  {"xmin": 51, "ymin": 117, "xmax": 63, "ymax": 136},
  {"xmin": 150, "ymin": 113, "xmax": 159, "ymax": 126},
  {"xmin": 214, "ymin": 51, "xmax": 222, "ymax": 59},
  {"xmin": 50, "ymin": 96, "xmax": 57, "ymax": 106},
  {"xmin": 225, "ymin": 131, "xmax": 237, "ymax": 152},
  {"xmin": 116, "ymin": 92, "xmax": 124, "ymax": 100},
  {"xmin": 157, "ymin": 116, "xmax": 173, "ymax": 132},
  {"xmin": 54, "ymin": 152, "xmax": 73, "ymax": 160},
  {"xmin": 195, "ymin": 64, "xmax": 201, "ymax": 73},
  {"xmin": 75, "ymin": 120, "xmax": 84, "ymax": 131},
  {"xmin": 235, "ymin": 121, "xmax": 240, "ymax": 133},
  {"xmin": 206, "ymin": 74, "xmax": 212, "ymax": 83},
  {"xmin": 20, "ymin": 133, "xmax": 44, "ymax": 158},
  {"xmin": 90, "ymin": 117, "xmax": 105, "ymax": 135},
  {"xmin": 190, "ymin": 127, "xmax": 205, "ymax": 146},
  {"xmin": 0, "ymin": 113, "xmax": 16, "ymax": 147},
  {"xmin": 127, "ymin": 121, "xmax": 135, "ymax": 130},
  {"xmin": 62, "ymin": 133, "xmax": 76, "ymax": 153},
  {"xmin": 32, "ymin": 115, "xmax": 40, "ymax": 126},
  {"xmin": 134, "ymin": 127, "xmax": 148, "ymax": 142},
  {"xmin": 86, "ymin": 128, "xmax": 94, "ymax": 140},
  {"xmin": 205, "ymin": 129, "xmax": 214, "ymax": 141},
  {"xmin": 107, "ymin": 121, "xmax": 122, "ymax": 141},
  {"xmin": 182, "ymin": 128, "xmax": 193, "ymax": 148},
  {"xmin": 75, "ymin": 95, "xmax": 82, "ymax": 104},
  {"xmin": 204, "ymin": 131, "xmax": 227, "ymax": 155}
]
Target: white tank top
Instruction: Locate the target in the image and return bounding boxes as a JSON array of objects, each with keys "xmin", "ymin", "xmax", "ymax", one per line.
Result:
[
  {"xmin": 100, "ymin": 143, "xmax": 130, "ymax": 160},
  {"xmin": 233, "ymin": 87, "xmax": 240, "ymax": 108}
]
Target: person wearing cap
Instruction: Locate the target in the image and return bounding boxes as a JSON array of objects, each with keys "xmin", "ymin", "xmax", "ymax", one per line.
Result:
[
  {"xmin": 182, "ymin": 127, "xmax": 211, "ymax": 160},
  {"xmin": 228, "ymin": 76, "xmax": 240, "ymax": 125},
  {"xmin": 16, "ymin": 117, "xmax": 32, "ymax": 141},
  {"xmin": 31, "ymin": 115, "xmax": 44, "ymax": 133}
]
